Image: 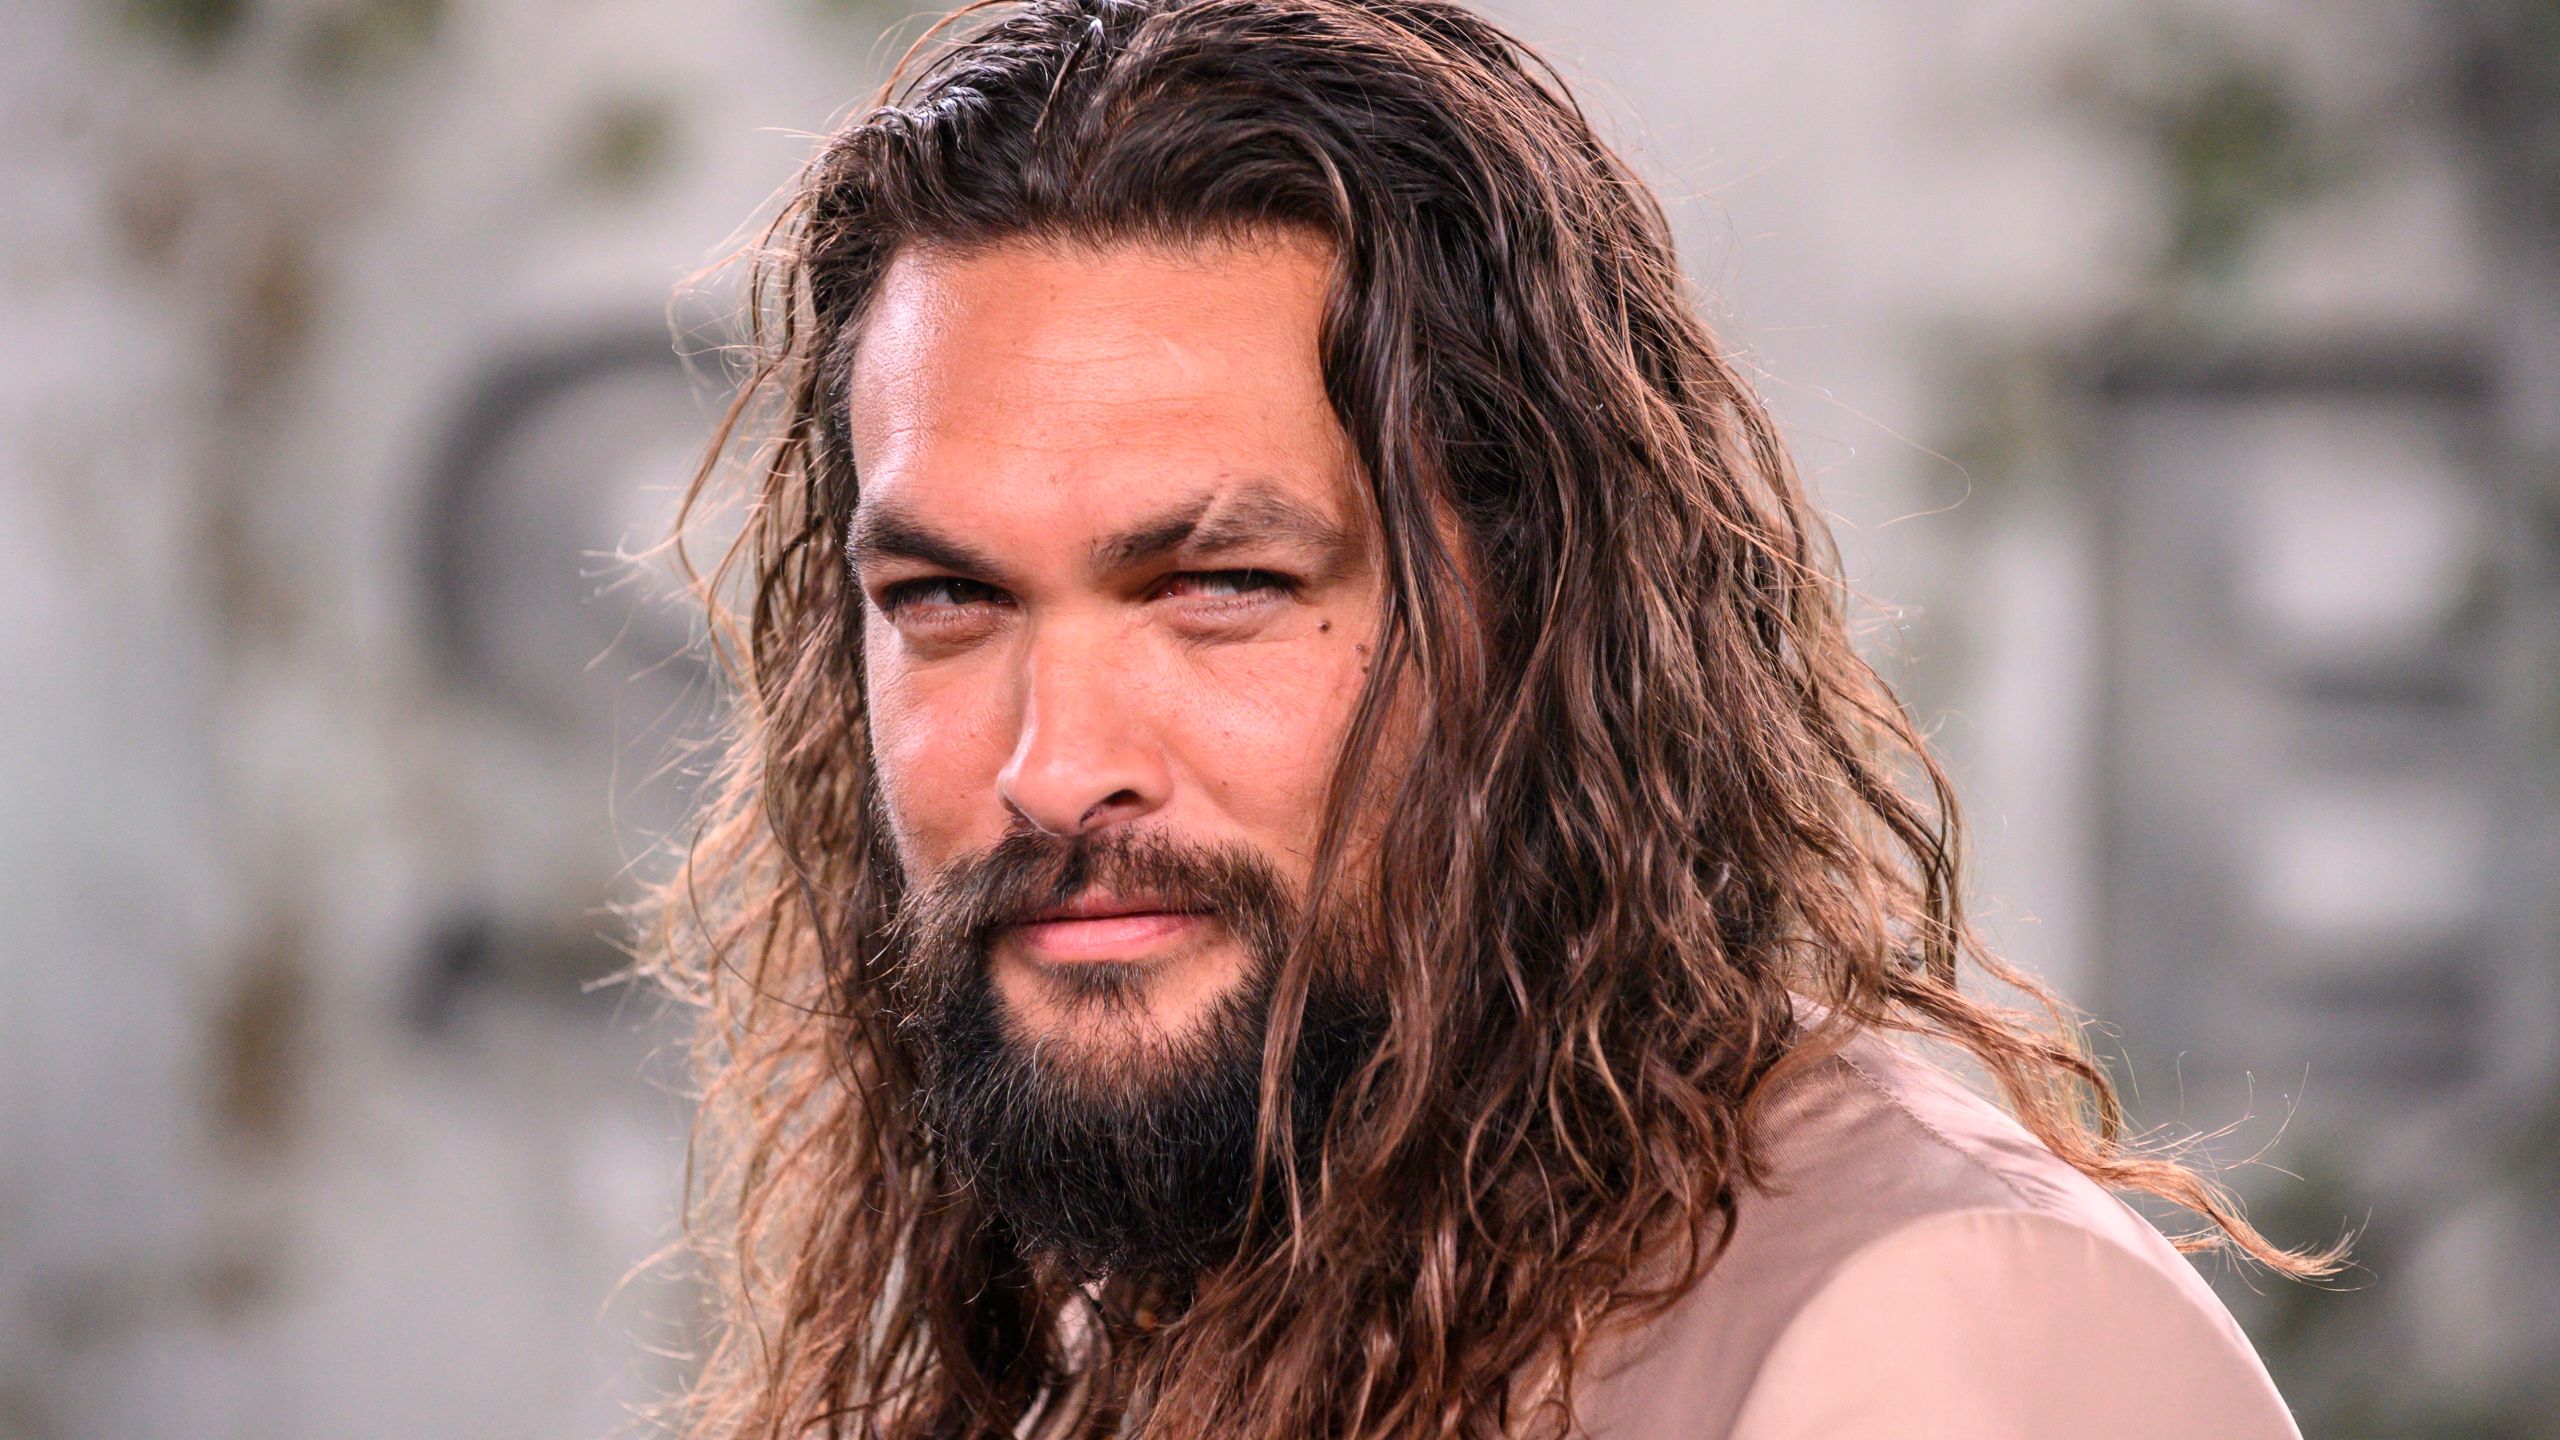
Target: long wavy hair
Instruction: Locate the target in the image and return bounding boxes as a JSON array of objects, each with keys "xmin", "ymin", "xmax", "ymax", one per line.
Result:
[{"xmin": 641, "ymin": 2, "xmax": 2336, "ymax": 1436}]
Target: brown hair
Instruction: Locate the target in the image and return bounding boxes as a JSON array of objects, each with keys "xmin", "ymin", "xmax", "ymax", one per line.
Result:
[{"xmin": 641, "ymin": 2, "xmax": 2337, "ymax": 1435}]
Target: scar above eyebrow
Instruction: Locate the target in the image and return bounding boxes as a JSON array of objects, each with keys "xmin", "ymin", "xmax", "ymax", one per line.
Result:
[
  {"xmin": 847, "ymin": 480, "xmax": 1364, "ymax": 588},
  {"xmin": 1091, "ymin": 482, "xmax": 1362, "ymax": 581},
  {"xmin": 1089, "ymin": 493, "xmax": 1214, "ymax": 575}
]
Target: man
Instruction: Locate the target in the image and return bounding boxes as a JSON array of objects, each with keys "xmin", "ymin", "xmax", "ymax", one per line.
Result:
[{"xmin": 645, "ymin": 2, "xmax": 2335, "ymax": 1436}]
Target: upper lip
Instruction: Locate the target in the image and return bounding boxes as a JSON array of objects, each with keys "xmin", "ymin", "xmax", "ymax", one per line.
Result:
[{"xmin": 1018, "ymin": 891, "xmax": 1199, "ymax": 924}]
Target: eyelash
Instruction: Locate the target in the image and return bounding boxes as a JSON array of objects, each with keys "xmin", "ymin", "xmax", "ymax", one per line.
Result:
[
  {"xmin": 875, "ymin": 576, "xmax": 1006, "ymax": 615},
  {"xmin": 874, "ymin": 569, "xmax": 1298, "ymax": 618},
  {"xmin": 1159, "ymin": 569, "xmax": 1299, "ymax": 605}
]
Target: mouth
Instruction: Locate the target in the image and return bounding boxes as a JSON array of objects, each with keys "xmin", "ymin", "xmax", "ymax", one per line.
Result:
[{"xmin": 1004, "ymin": 892, "xmax": 1213, "ymax": 964}]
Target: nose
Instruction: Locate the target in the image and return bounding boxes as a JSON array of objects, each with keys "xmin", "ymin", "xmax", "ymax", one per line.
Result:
[{"xmin": 995, "ymin": 619, "xmax": 1170, "ymax": 837}]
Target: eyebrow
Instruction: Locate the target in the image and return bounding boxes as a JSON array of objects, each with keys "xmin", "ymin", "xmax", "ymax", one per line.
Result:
[
  {"xmin": 848, "ymin": 481, "xmax": 1362, "ymax": 587},
  {"xmin": 1092, "ymin": 485, "xmax": 1359, "ymax": 577},
  {"xmin": 845, "ymin": 508, "xmax": 1010, "ymax": 582}
]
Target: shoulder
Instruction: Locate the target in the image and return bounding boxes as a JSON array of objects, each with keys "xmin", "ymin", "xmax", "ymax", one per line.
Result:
[
  {"xmin": 1725, "ymin": 1207, "xmax": 2301, "ymax": 1440},
  {"xmin": 1713, "ymin": 1025, "xmax": 2236, "ymax": 1326},
  {"xmin": 1573, "ymin": 1025, "xmax": 2298, "ymax": 1440}
]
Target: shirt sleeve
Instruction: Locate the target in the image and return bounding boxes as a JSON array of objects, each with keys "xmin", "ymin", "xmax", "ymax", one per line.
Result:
[{"xmin": 1723, "ymin": 1208, "xmax": 2303, "ymax": 1440}]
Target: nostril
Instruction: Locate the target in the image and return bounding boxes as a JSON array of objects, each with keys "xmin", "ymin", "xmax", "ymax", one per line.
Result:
[{"xmin": 1075, "ymin": 789, "xmax": 1147, "ymax": 832}]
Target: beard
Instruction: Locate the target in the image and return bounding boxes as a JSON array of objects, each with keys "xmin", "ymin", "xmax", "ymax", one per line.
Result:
[{"xmin": 884, "ymin": 825, "xmax": 1385, "ymax": 1285}]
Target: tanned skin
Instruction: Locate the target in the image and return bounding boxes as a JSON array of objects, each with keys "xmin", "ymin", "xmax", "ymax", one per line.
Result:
[{"xmin": 847, "ymin": 233, "xmax": 1393, "ymax": 1079}]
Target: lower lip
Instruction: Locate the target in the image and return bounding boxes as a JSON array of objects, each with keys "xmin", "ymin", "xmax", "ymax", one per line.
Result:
[{"xmin": 1008, "ymin": 911, "xmax": 1208, "ymax": 963}]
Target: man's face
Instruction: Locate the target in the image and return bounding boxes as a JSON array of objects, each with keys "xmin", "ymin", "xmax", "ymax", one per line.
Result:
[{"xmin": 846, "ymin": 231, "xmax": 1384, "ymax": 1079}]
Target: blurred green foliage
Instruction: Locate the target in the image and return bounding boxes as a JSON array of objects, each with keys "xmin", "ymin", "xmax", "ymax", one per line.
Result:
[
  {"xmin": 2149, "ymin": 60, "xmax": 2319, "ymax": 281},
  {"xmin": 297, "ymin": 0, "xmax": 446, "ymax": 83},
  {"xmin": 118, "ymin": 0, "xmax": 251, "ymax": 60},
  {"xmin": 578, "ymin": 95, "xmax": 681, "ymax": 197},
  {"xmin": 2062, "ymin": 10, "xmax": 2333, "ymax": 289}
]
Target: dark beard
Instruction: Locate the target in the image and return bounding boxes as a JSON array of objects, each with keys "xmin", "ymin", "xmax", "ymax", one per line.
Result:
[{"xmin": 887, "ymin": 827, "xmax": 1384, "ymax": 1285}]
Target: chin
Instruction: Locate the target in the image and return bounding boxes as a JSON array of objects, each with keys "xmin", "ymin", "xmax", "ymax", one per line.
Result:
[
  {"xmin": 988, "ymin": 953, "xmax": 1249, "ymax": 1076},
  {"xmin": 989, "ymin": 934, "xmax": 1253, "ymax": 1066}
]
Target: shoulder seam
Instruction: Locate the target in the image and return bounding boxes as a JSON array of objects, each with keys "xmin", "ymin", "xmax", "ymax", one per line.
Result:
[{"xmin": 1832, "ymin": 1041, "xmax": 2040, "ymax": 1212}]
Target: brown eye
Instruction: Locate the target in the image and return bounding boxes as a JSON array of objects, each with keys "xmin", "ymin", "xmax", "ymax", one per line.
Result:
[
  {"xmin": 877, "ymin": 577, "xmax": 1009, "ymax": 617},
  {"xmin": 1157, "ymin": 569, "xmax": 1296, "ymax": 602}
]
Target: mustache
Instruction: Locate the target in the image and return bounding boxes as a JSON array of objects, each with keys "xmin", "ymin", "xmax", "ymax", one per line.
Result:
[{"xmin": 888, "ymin": 825, "xmax": 1301, "ymax": 975}]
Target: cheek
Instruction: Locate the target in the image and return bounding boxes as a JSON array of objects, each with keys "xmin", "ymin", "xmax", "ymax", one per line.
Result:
[
  {"xmin": 1170, "ymin": 634, "xmax": 1374, "ymax": 844},
  {"xmin": 862, "ymin": 624, "xmax": 1009, "ymax": 862}
]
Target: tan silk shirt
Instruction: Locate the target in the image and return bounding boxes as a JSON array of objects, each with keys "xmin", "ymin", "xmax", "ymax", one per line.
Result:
[{"xmin": 1571, "ymin": 1024, "xmax": 2303, "ymax": 1439}]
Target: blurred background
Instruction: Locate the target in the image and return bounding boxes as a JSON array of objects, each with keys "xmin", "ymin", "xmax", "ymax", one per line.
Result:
[{"xmin": 4, "ymin": 0, "xmax": 2556, "ymax": 1436}]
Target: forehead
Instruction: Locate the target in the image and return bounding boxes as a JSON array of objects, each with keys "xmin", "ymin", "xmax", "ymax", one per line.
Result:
[{"xmin": 843, "ymin": 233, "xmax": 1360, "ymax": 539}]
